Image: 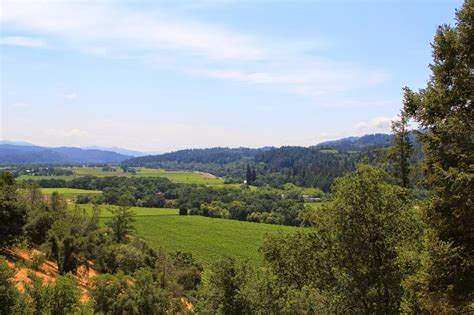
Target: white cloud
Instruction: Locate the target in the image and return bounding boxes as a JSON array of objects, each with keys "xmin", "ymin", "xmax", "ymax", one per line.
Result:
[
  {"xmin": 64, "ymin": 93, "xmax": 78, "ymax": 100},
  {"xmin": 45, "ymin": 128, "xmax": 90, "ymax": 138},
  {"xmin": 193, "ymin": 65, "xmax": 388, "ymax": 100},
  {"xmin": 64, "ymin": 128, "xmax": 89, "ymax": 137},
  {"xmin": 353, "ymin": 116, "xmax": 395, "ymax": 135},
  {"xmin": 0, "ymin": 1, "xmax": 263, "ymax": 61},
  {"xmin": 11, "ymin": 102, "xmax": 31, "ymax": 108},
  {"xmin": 0, "ymin": 0, "xmax": 390, "ymax": 105},
  {"xmin": 0, "ymin": 36, "xmax": 46, "ymax": 48}
]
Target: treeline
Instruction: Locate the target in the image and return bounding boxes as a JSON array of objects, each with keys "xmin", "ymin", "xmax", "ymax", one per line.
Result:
[
  {"xmin": 1, "ymin": 173, "xmax": 201, "ymax": 314},
  {"xmin": 121, "ymin": 136, "xmax": 423, "ymax": 192},
  {"xmin": 29, "ymin": 176, "xmax": 307, "ymax": 226},
  {"xmin": 11, "ymin": 166, "xmax": 74, "ymax": 177},
  {"xmin": 175, "ymin": 185, "xmax": 305, "ymax": 226},
  {"xmin": 123, "ymin": 147, "xmax": 270, "ymax": 165}
]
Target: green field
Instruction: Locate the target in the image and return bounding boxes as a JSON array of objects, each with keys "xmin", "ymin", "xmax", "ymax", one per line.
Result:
[
  {"xmin": 41, "ymin": 188, "xmax": 102, "ymax": 198},
  {"xmin": 68, "ymin": 204, "xmax": 177, "ymax": 217},
  {"xmin": 19, "ymin": 167, "xmax": 225, "ymax": 186},
  {"xmin": 18, "ymin": 175, "xmax": 75, "ymax": 181},
  {"xmin": 71, "ymin": 204, "xmax": 302, "ymax": 266}
]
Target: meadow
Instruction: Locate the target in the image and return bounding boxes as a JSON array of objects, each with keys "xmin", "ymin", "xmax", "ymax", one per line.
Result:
[
  {"xmin": 71, "ymin": 204, "xmax": 302, "ymax": 266},
  {"xmin": 41, "ymin": 188, "xmax": 102, "ymax": 198},
  {"xmin": 19, "ymin": 167, "xmax": 226, "ymax": 186}
]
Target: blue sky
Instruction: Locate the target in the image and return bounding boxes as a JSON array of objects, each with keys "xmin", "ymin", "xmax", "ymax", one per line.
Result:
[{"xmin": 0, "ymin": 0, "xmax": 462, "ymax": 152}]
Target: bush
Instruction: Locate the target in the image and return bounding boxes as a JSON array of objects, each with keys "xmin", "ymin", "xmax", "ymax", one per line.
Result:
[
  {"xmin": 75, "ymin": 195, "xmax": 91, "ymax": 204},
  {"xmin": 30, "ymin": 253, "xmax": 46, "ymax": 270},
  {"xmin": 179, "ymin": 207, "xmax": 188, "ymax": 216}
]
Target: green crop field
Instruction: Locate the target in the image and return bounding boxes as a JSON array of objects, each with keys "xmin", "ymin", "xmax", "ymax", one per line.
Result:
[
  {"xmin": 18, "ymin": 175, "xmax": 75, "ymax": 181},
  {"xmin": 19, "ymin": 167, "xmax": 225, "ymax": 186},
  {"xmin": 71, "ymin": 204, "xmax": 302, "ymax": 266},
  {"xmin": 41, "ymin": 188, "xmax": 102, "ymax": 198},
  {"xmin": 67, "ymin": 204, "xmax": 177, "ymax": 217}
]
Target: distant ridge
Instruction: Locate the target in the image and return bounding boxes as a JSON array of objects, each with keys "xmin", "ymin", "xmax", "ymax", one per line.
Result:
[
  {"xmin": 315, "ymin": 133, "xmax": 394, "ymax": 151},
  {"xmin": 0, "ymin": 143, "xmax": 130, "ymax": 165},
  {"xmin": 83, "ymin": 146, "xmax": 148, "ymax": 157},
  {"xmin": 0, "ymin": 140, "xmax": 36, "ymax": 146}
]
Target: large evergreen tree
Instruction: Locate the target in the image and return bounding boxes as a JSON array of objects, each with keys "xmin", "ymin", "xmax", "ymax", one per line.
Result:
[
  {"xmin": 246, "ymin": 164, "xmax": 252, "ymax": 184},
  {"xmin": 403, "ymin": 1, "xmax": 473, "ymax": 311},
  {"xmin": 389, "ymin": 109, "xmax": 413, "ymax": 187}
]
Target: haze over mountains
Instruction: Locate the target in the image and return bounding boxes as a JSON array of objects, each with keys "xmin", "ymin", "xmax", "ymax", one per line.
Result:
[{"xmin": 0, "ymin": 133, "xmax": 396, "ymax": 166}]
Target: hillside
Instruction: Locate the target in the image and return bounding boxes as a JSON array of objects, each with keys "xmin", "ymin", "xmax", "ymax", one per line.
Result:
[
  {"xmin": 315, "ymin": 133, "xmax": 393, "ymax": 151},
  {"xmin": 0, "ymin": 144, "xmax": 130, "ymax": 165},
  {"xmin": 123, "ymin": 147, "xmax": 272, "ymax": 166},
  {"xmin": 121, "ymin": 134, "xmax": 402, "ymax": 190}
]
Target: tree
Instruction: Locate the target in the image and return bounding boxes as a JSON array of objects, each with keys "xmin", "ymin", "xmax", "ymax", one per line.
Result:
[
  {"xmin": 90, "ymin": 273, "xmax": 138, "ymax": 315},
  {"xmin": 179, "ymin": 207, "xmax": 188, "ymax": 216},
  {"xmin": 251, "ymin": 168, "xmax": 257, "ymax": 183},
  {"xmin": 389, "ymin": 109, "xmax": 413, "ymax": 187},
  {"xmin": 133, "ymin": 268, "xmax": 176, "ymax": 314},
  {"xmin": 329, "ymin": 165, "xmax": 416, "ymax": 313},
  {"xmin": 0, "ymin": 172, "xmax": 27, "ymax": 246},
  {"xmin": 0, "ymin": 256, "xmax": 20, "ymax": 315},
  {"xmin": 44, "ymin": 206, "xmax": 99, "ymax": 274},
  {"xmin": 246, "ymin": 164, "xmax": 252, "ymax": 184},
  {"xmin": 403, "ymin": 1, "xmax": 473, "ymax": 312},
  {"xmin": 106, "ymin": 206, "xmax": 136, "ymax": 243},
  {"xmin": 24, "ymin": 273, "xmax": 81, "ymax": 315},
  {"xmin": 195, "ymin": 256, "xmax": 249, "ymax": 314},
  {"xmin": 261, "ymin": 165, "xmax": 419, "ymax": 313},
  {"xmin": 49, "ymin": 274, "xmax": 82, "ymax": 315}
]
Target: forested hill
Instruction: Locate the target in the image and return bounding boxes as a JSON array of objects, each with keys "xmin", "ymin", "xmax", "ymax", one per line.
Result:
[
  {"xmin": 121, "ymin": 133, "xmax": 417, "ymax": 190},
  {"xmin": 0, "ymin": 144, "xmax": 130, "ymax": 165},
  {"xmin": 123, "ymin": 134, "xmax": 395, "ymax": 168},
  {"xmin": 315, "ymin": 133, "xmax": 421, "ymax": 152},
  {"xmin": 315, "ymin": 133, "xmax": 393, "ymax": 151},
  {"xmin": 122, "ymin": 147, "xmax": 273, "ymax": 167}
]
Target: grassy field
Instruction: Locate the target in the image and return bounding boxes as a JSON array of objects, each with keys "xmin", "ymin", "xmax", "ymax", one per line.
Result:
[
  {"xmin": 18, "ymin": 175, "xmax": 75, "ymax": 181},
  {"xmin": 71, "ymin": 204, "xmax": 302, "ymax": 266},
  {"xmin": 19, "ymin": 167, "xmax": 225, "ymax": 186},
  {"xmin": 41, "ymin": 188, "xmax": 102, "ymax": 198},
  {"xmin": 68, "ymin": 204, "xmax": 177, "ymax": 217}
]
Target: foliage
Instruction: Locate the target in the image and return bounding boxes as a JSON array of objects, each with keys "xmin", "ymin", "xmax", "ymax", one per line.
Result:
[
  {"xmin": 195, "ymin": 256, "xmax": 249, "ymax": 314},
  {"xmin": 402, "ymin": 1, "xmax": 474, "ymax": 311},
  {"xmin": 44, "ymin": 204, "xmax": 99, "ymax": 274},
  {"xmin": 106, "ymin": 206, "xmax": 136, "ymax": 243},
  {"xmin": 0, "ymin": 256, "xmax": 20, "ymax": 315},
  {"xmin": 24, "ymin": 272, "xmax": 82, "ymax": 315},
  {"xmin": 258, "ymin": 165, "xmax": 420, "ymax": 313},
  {"xmin": 0, "ymin": 172, "xmax": 27, "ymax": 246},
  {"xmin": 389, "ymin": 110, "xmax": 414, "ymax": 187},
  {"xmin": 90, "ymin": 269, "xmax": 182, "ymax": 314}
]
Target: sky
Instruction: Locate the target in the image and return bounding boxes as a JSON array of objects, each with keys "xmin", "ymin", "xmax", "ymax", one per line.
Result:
[{"xmin": 0, "ymin": 0, "xmax": 463, "ymax": 152}]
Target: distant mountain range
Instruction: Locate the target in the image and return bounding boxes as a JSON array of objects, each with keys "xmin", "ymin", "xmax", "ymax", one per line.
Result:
[
  {"xmin": 0, "ymin": 133, "xmax": 407, "ymax": 166},
  {"xmin": 82, "ymin": 146, "xmax": 152, "ymax": 157},
  {"xmin": 0, "ymin": 144, "xmax": 131, "ymax": 165}
]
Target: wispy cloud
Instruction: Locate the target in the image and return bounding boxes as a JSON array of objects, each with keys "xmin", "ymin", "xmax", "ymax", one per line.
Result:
[
  {"xmin": 1, "ymin": 0, "xmax": 390, "ymax": 106},
  {"xmin": 64, "ymin": 93, "xmax": 78, "ymax": 100},
  {"xmin": 0, "ymin": 36, "xmax": 46, "ymax": 48},
  {"xmin": 1, "ymin": 1, "xmax": 263, "ymax": 61},
  {"xmin": 11, "ymin": 102, "xmax": 31, "ymax": 108},
  {"xmin": 353, "ymin": 116, "xmax": 394, "ymax": 135},
  {"xmin": 46, "ymin": 128, "xmax": 90, "ymax": 138}
]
